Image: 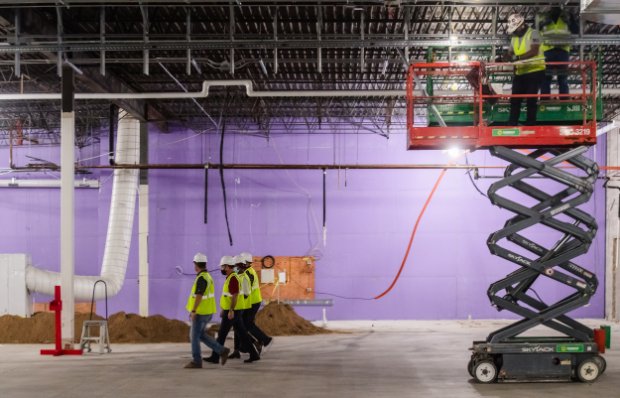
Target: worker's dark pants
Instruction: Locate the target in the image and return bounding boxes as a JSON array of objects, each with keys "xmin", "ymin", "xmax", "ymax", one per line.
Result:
[
  {"xmin": 233, "ymin": 303, "xmax": 271, "ymax": 351},
  {"xmin": 509, "ymin": 70, "xmax": 545, "ymax": 125},
  {"xmin": 541, "ymin": 48, "xmax": 570, "ymax": 95},
  {"xmin": 213, "ymin": 310, "xmax": 259, "ymax": 360},
  {"xmin": 234, "ymin": 303, "xmax": 270, "ymax": 350}
]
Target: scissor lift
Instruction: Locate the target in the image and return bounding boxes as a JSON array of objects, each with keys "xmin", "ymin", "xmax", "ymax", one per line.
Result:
[{"xmin": 407, "ymin": 61, "xmax": 609, "ymax": 383}]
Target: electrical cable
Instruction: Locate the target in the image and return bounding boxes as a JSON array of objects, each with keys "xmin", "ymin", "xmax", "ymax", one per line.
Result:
[
  {"xmin": 313, "ymin": 291, "xmax": 374, "ymax": 301},
  {"xmin": 175, "ymin": 265, "xmax": 221, "ymax": 276},
  {"xmin": 374, "ymin": 168, "xmax": 447, "ymax": 300},
  {"xmin": 465, "ymin": 153, "xmax": 488, "ymax": 198},
  {"xmin": 219, "ymin": 117, "xmax": 234, "ymax": 246}
]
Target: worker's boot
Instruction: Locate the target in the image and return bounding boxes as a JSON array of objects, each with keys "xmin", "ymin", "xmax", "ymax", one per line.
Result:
[{"xmin": 228, "ymin": 350, "xmax": 241, "ymax": 359}]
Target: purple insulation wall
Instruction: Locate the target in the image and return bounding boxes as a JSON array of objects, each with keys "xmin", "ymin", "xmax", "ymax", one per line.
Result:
[{"xmin": 0, "ymin": 124, "xmax": 607, "ymax": 322}]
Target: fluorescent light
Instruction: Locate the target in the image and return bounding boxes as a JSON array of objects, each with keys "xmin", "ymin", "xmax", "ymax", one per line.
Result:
[{"xmin": 381, "ymin": 59, "xmax": 389, "ymax": 76}]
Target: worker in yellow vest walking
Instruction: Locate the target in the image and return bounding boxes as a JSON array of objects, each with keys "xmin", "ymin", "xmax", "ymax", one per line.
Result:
[
  {"xmin": 204, "ymin": 256, "xmax": 260, "ymax": 364},
  {"xmin": 228, "ymin": 252, "xmax": 273, "ymax": 359},
  {"xmin": 241, "ymin": 252, "xmax": 273, "ymax": 351},
  {"xmin": 539, "ymin": 7, "xmax": 578, "ymax": 96},
  {"xmin": 506, "ymin": 13, "xmax": 546, "ymax": 126},
  {"xmin": 184, "ymin": 252, "xmax": 230, "ymax": 369}
]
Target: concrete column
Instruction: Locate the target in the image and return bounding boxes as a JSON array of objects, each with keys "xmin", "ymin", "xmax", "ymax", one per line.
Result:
[
  {"xmin": 138, "ymin": 121, "xmax": 149, "ymax": 316},
  {"xmin": 60, "ymin": 66, "xmax": 75, "ymax": 345}
]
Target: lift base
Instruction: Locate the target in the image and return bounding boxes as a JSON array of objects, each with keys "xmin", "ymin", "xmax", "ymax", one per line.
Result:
[{"xmin": 469, "ymin": 339, "xmax": 605, "ymax": 383}]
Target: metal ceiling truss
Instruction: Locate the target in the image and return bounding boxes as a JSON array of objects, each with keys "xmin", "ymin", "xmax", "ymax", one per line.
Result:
[{"xmin": 0, "ymin": 1, "xmax": 619, "ymax": 141}]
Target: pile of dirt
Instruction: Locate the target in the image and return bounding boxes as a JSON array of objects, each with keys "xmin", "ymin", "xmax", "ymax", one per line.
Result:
[
  {"xmin": 0, "ymin": 303, "xmax": 327, "ymax": 343},
  {"xmin": 255, "ymin": 302, "xmax": 331, "ymax": 336},
  {"xmin": 0, "ymin": 312, "xmax": 189, "ymax": 344},
  {"xmin": 107, "ymin": 312, "xmax": 189, "ymax": 343}
]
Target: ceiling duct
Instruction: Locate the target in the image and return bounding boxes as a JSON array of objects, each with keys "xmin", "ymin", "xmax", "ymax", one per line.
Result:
[{"xmin": 581, "ymin": 0, "xmax": 620, "ymax": 25}]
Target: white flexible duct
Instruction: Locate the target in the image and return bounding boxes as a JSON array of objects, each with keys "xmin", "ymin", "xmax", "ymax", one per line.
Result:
[{"xmin": 26, "ymin": 110, "xmax": 139, "ymax": 299}]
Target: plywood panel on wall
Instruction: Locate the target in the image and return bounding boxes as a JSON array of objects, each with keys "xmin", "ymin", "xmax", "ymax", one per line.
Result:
[{"xmin": 250, "ymin": 256, "xmax": 315, "ymax": 301}]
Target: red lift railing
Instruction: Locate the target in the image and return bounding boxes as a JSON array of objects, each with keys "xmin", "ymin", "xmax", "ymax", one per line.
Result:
[{"xmin": 406, "ymin": 61, "xmax": 597, "ymax": 150}]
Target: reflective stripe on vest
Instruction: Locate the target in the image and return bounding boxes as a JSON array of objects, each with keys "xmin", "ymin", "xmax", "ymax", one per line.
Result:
[
  {"xmin": 247, "ymin": 267, "xmax": 262, "ymax": 305},
  {"xmin": 238, "ymin": 272, "xmax": 252, "ymax": 310},
  {"xmin": 541, "ymin": 17, "xmax": 571, "ymax": 53},
  {"xmin": 186, "ymin": 272, "xmax": 217, "ymax": 315},
  {"xmin": 512, "ymin": 27, "xmax": 546, "ymax": 76},
  {"xmin": 220, "ymin": 273, "xmax": 245, "ymax": 311}
]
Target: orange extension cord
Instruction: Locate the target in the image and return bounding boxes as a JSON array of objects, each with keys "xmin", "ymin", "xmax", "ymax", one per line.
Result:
[{"xmin": 374, "ymin": 168, "xmax": 448, "ymax": 300}]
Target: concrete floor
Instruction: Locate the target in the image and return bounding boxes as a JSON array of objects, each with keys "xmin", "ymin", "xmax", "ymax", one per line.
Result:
[{"xmin": 0, "ymin": 319, "xmax": 619, "ymax": 398}]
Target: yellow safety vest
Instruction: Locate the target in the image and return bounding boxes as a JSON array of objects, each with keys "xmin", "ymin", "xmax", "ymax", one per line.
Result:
[
  {"xmin": 239, "ymin": 271, "xmax": 252, "ymax": 310},
  {"xmin": 512, "ymin": 27, "xmax": 546, "ymax": 76},
  {"xmin": 246, "ymin": 267, "xmax": 263, "ymax": 305},
  {"xmin": 541, "ymin": 17, "xmax": 571, "ymax": 53},
  {"xmin": 220, "ymin": 273, "xmax": 245, "ymax": 311},
  {"xmin": 186, "ymin": 272, "xmax": 216, "ymax": 315}
]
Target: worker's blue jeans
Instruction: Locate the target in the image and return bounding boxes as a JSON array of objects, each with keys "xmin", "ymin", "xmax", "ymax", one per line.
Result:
[
  {"xmin": 541, "ymin": 48, "xmax": 570, "ymax": 95},
  {"xmin": 190, "ymin": 314, "xmax": 224, "ymax": 364}
]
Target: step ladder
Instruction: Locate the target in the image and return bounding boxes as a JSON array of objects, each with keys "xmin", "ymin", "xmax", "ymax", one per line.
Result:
[
  {"xmin": 79, "ymin": 280, "xmax": 112, "ymax": 354},
  {"xmin": 80, "ymin": 320, "xmax": 111, "ymax": 354}
]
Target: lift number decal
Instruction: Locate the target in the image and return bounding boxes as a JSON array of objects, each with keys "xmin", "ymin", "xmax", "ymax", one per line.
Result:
[
  {"xmin": 556, "ymin": 344, "xmax": 585, "ymax": 353},
  {"xmin": 560, "ymin": 128, "xmax": 591, "ymax": 136},
  {"xmin": 492, "ymin": 128, "xmax": 520, "ymax": 137}
]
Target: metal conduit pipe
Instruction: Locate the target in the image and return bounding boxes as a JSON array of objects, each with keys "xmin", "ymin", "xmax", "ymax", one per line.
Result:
[
  {"xmin": 0, "ymin": 178, "xmax": 99, "ymax": 188},
  {"xmin": 25, "ymin": 110, "xmax": 139, "ymax": 299},
  {"xmin": 79, "ymin": 163, "xmax": 503, "ymax": 170},
  {"xmin": 0, "ymin": 79, "xmax": 617, "ymax": 99}
]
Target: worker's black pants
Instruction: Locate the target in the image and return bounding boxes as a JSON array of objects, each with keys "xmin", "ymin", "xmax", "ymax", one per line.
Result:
[
  {"xmin": 213, "ymin": 310, "xmax": 259, "ymax": 360},
  {"xmin": 234, "ymin": 303, "xmax": 271, "ymax": 351},
  {"xmin": 509, "ymin": 70, "xmax": 545, "ymax": 125}
]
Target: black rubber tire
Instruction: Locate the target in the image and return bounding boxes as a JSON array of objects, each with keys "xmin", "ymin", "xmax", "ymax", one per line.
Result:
[
  {"xmin": 592, "ymin": 355, "xmax": 606, "ymax": 375},
  {"xmin": 467, "ymin": 358, "xmax": 476, "ymax": 378}
]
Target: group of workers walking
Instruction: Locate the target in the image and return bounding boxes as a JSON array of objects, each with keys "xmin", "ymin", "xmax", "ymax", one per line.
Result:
[
  {"xmin": 505, "ymin": 6, "xmax": 578, "ymax": 126},
  {"xmin": 185, "ymin": 252, "xmax": 273, "ymax": 369}
]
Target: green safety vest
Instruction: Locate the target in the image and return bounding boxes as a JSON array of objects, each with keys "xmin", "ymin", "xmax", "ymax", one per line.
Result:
[
  {"xmin": 220, "ymin": 273, "xmax": 245, "ymax": 311},
  {"xmin": 186, "ymin": 272, "xmax": 216, "ymax": 315},
  {"xmin": 246, "ymin": 267, "xmax": 263, "ymax": 305},
  {"xmin": 541, "ymin": 17, "xmax": 571, "ymax": 53},
  {"xmin": 512, "ymin": 27, "xmax": 546, "ymax": 76}
]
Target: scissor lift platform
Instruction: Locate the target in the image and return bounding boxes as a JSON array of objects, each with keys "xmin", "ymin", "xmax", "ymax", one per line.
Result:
[{"xmin": 407, "ymin": 61, "xmax": 609, "ymax": 383}]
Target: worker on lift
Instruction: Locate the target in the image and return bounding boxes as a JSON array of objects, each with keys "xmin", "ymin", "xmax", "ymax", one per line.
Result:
[
  {"xmin": 539, "ymin": 6, "xmax": 579, "ymax": 97},
  {"xmin": 506, "ymin": 13, "xmax": 546, "ymax": 126}
]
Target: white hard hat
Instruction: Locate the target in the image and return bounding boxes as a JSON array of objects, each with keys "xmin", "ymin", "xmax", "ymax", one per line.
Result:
[
  {"xmin": 193, "ymin": 252, "xmax": 207, "ymax": 263},
  {"xmin": 506, "ymin": 13, "xmax": 525, "ymax": 34},
  {"xmin": 219, "ymin": 255, "xmax": 235, "ymax": 267},
  {"xmin": 232, "ymin": 255, "xmax": 244, "ymax": 265},
  {"xmin": 240, "ymin": 252, "xmax": 253, "ymax": 263}
]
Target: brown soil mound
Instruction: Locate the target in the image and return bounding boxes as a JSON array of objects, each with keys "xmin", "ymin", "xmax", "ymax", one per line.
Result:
[
  {"xmin": 107, "ymin": 312, "xmax": 189, "ymax": 343},
  {"xmin": 0, "ymin": 312, "xmax": 189, "ymax": 344},
  {"xmin": 0, "ymin": 303, "xmax": 327, "ymax": 343},
  {"xmin": 255, "ymin": 302, "xmax": 331, "ymax": 336}
]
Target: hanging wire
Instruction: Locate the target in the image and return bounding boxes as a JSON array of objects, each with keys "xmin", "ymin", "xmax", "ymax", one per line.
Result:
[{"xmin": 465, "ymin": 153, "xmax": 488, "ymax": 198}]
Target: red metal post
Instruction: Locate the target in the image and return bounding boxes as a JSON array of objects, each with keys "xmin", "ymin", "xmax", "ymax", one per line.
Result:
[{"xmin": 40, "ymin": 285, "xmax": 82, "ymax": 356}]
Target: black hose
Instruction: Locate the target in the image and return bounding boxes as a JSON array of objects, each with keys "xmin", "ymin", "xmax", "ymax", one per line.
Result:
[
  {"xmin": 322, "ymin": 168, "xmax": 326, "ymax": 228},
  {"xmin": 109, "ymin": 104, "xmax": 116, "ymax": 165},
  {"xmin": 204, "ymin": 166, "xmax": 208, "ymax": 224},
  {"xmin": 219, "ymin": 118, "xmax": 233, "ymax": 246}
]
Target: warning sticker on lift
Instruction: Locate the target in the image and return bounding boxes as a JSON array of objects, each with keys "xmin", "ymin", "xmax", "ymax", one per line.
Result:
[
  {"xmin": 556, "ymin": 343, "xmax": 585, "ymax": 353},
  {"xmin": 492, "ymin": 128, "xmax": 520, "ymax": 136}
]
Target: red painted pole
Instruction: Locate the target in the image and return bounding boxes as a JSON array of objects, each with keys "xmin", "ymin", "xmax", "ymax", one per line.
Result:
[{"xmin": 40, "ymin": 285, "xmax": 82, "ymax": 356}]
